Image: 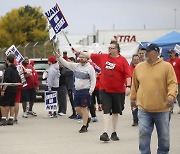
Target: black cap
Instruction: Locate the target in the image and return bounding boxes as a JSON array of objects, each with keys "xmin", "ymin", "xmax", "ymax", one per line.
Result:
[
  {"xmin": 146, "ymin": 43, "xmax": 160, "ymax": 52},
  {"xmin": 63, "ymin": 51, "xmax": 67, "ymax": 54},
  {"xmin": 167, "ymin": 49, "xmax": 176, "ymax": 53}
]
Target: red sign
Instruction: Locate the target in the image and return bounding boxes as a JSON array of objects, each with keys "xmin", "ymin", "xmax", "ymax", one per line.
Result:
[{"xmin": 114, "ymin": 35, "xmax": 136, "ymax": 42}]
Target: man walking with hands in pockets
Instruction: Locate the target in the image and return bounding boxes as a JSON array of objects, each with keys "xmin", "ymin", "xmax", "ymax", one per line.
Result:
[{"xmin": 130, "ymin": 43, "xmax": 178, "ymax": 154}]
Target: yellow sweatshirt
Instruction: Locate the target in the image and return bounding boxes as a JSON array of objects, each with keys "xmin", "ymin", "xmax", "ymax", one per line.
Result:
[{"xmin": 130, "ymin": 59, "xmax": 178, "ymax": 112}]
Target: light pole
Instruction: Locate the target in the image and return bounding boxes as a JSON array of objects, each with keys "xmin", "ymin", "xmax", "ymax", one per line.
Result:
[{"xmin": 174, "ymin": 8, "xmax": 177, "ymax": 29}]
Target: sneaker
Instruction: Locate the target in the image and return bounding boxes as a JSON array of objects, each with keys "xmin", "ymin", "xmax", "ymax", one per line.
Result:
[
  {"xmin": 49, "ymin": 114, "xmax": 54, "ymax": 118},
  {"xmin": 100, "ymin": 132, "xmax": 110, "ymax": 142},
  {"xmin": 98, "ymin": 105, "xmax": 102, "ymax": 111},
  {"xmin": 7, "ymin": 119, "xmax": 14, "ymax": 125},
  {"xmin": 58, "ymin": 112, "xmax": 66, "ymax": 116},
  {"xmin": 79, "ymin": 125, "xmax": 87, "ymax": 133},
  {"xmin": 22, "ymin": 112, "xmax": 28, "ymax": 118},
  {"xmin": 27, "ymin": 111, "xmax": 37, "ymax": 116},
  {"xmin": 69, "ymin": 114, "xmax": 77, "ymax": 119},
  {"xmin": 74, "ymin": 115, "xmax": 82, "ymax": 120},
  {"xmin": 14, "ymin": 119, "xmax": 18, "ymax": 124},
  {"xmin": 86, "ymin": 117, "xmax": 91, "ymax": 128},
  {"xmin": 110, "ymin": 132, "xmax": 119, "ymax": 141},
  {"xmin": 53, "ymin": 112, "xmax": 57, "ymax": 118},
  {"xmin": 91, "ymin": 117, "xmax": 98, "ymax": 122},
  {"xmin": 132, "ymin": 122, "xmax": 138, "ymax": 126},
  {"xmin": 0, "ymin": 119, "xmax": 7, "ymax": 126}
]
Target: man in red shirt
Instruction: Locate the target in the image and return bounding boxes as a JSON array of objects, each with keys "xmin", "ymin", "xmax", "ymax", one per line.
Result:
[
  {"xmin": 72, "ymin": 41, "xmax": 131, "ymax": 142},
  {"xmin": 167, "ymin": 49, "xmax": 180, "ymax": 114},
  {"xmin": 21, "ymin": 57, "xmax": 38, "ymax": 118}
]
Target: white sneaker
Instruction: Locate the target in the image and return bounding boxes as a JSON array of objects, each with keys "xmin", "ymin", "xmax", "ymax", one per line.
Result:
[
  {"xmin": 58, "ymin": 112, "xmax": 66, "ymax": 116},
  {"xmin": 22, "ymin": 112, "xmax": 28, "ymax": 118},
  {"xmin": 91, "ymin": 117, "xmax": 98, "ymax": 122}
]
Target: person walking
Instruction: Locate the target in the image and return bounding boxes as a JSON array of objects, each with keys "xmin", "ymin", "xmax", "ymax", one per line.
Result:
[
  {"xmin": 54, "ymin": 51, "xmax": 96, "ymax": 133},
  {"xmin": 73, "ymin": 41, "xmax": 131, "ymax": 141},
  {"xmin": 167, "ymin": 49, "xmax": 180, "ymax": 114},
  {"xmin": 129, "ymin": 54, "xmax": 140, "ymax": 126},
  {"xmin": 130, "ymin": 44, "xmax": 178, "ymax": 154}
]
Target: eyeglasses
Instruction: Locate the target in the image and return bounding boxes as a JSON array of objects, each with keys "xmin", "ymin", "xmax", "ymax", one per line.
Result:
[
  {"xmin": 79, "ymin": 57, "xmax": 86, "ymax": 59},
  {"xmin": 108, "ymin": 47, "xmax": 116, "ymax": 50}
]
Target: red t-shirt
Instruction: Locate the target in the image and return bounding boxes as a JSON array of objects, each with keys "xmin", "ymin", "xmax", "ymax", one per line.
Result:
[
  {"xmin": 129, "ymin": 64, "xmax": 135, "ymax": 86},
  {"xmin": 167, "ymin": 58, "xmax": 180, "ymax": 84},
  {"xmin": 91, "ymin": 54, "xmax": 130, "ymax": 93},
  {"xmin": 22, "ymin": 64, "xmax": 36, "ymax": 89}
]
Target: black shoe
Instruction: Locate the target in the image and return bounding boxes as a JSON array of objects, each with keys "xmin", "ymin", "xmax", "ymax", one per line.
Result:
[
  {"xmin": 79, "ymin": 125, "xmax": 87, "ymax": 133},
  {"xmin": 86, "ymin": 117, "xmax": 91, "ymax": 128},
  {"xmin": 100, "ymin": 132, "xmax": 110, "ymax": 142},
  {"xmin": 53, "ymin": 112, "xmax": 57, "ymax": 118},
  {"xmin": 14, "ymin": 119, "xmax": 18, "ymax": 124},
  {"xmin": 7, "ymin": 119, "xmax": 14, "ymax": 125},
  {"xmin": 132, "ymin": 122, "xmax": 138, "ymax": 126},
  {"xmin": 0, "ymin": 119, "xmax": 7, "ymax": 126},
  {"xmin": 69, "ymin": 114, "xmax": 77, "ymax": 119},
  {"xmin": 110, "ymin": 132, "xmax": 119, "ymax": 141}
]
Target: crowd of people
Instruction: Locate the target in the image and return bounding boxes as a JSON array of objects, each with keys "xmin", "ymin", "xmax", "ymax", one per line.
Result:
[{"xmin": 0, "ymin": 40, "xmax": 179, "ymax": 153}]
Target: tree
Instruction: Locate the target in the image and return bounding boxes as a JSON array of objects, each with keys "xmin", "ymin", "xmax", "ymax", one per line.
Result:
[{"xmin": 0, "ymin": 5, "xmax": 49, "ymax": 48}]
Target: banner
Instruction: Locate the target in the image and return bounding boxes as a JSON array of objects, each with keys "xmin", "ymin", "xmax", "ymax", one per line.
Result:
[
  {"xmin": 16, "ymin": 65, "xmax": 27, "ymax": 87},
  {"xmin": 174, "ymin": 44, "xmax": 180, "ymax": 54},
  {"xmin": 6, "ymin": 45, "xmax": 24, "ymax": 63},
  {"xmin": 45, "ymin": 3, "xmax": 68, "ymax": 35},
  {"xmin": 45, "ymin": 91, "xmax": 58, "ymax": 111}
]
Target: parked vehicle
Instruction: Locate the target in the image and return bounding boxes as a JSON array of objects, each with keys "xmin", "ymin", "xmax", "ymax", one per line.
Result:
[
  {"xmin": 29, "ymin": 58, "xmax": 49, "ymax": 100},
  {"xmin": 0, "ymin": 61, "xmax": 5, "ymax": 86}
]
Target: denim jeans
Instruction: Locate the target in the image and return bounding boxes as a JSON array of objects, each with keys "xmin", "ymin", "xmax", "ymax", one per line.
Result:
[{"xmin": 138, "ymin": 110, "xmax": 170, "ymax": 154}]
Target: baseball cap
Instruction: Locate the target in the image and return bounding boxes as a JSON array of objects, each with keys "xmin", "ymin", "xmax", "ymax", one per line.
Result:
[
  {"xmin": 167, "ymin": 49, "xmax": 176, "ymax": 53},
  {"xmin": 146, "ymin": 43, "xmax": 160, "ymax": 52},
  {"xmin": 48, "ymin": 56, "xmax": 56, "ymax": 64}
]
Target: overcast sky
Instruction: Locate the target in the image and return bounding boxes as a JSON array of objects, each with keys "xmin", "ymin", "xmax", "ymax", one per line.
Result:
[{"xmin": 0, "ymin": 0, "xmax": 180, "ymax": 34}]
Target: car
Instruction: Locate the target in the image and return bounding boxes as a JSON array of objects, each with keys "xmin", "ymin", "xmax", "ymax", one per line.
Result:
[
  {"xmin": 0, "ymin": 61, "xmax": 5, "ymax": 87},
  {"xmin": 29, "ymin": 58, "xmax": 49, "ymax": 100}
]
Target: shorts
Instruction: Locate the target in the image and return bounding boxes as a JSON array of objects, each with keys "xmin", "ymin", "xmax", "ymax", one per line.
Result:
[
  {"xmin": 21, "ymin": 88, "xmax": 36, "ymax": 102},
  {"xmin": 0, "ymin": 92, "xmax": 16, "ymax": 107},
  {"xmin": 15, "ymin": 87, "xmax": 21, "ymax": 103},
  {"xmin": 74, "ymin": 89, "xmax": 90, "ymax": 108},
  {"xmin": 99, "ymin": 90, "xmax": 125, "ymax": 115}
]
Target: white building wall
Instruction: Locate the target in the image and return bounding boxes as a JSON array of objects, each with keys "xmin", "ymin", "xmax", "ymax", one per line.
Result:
[{"xmin": 97, "ymin": 29, "xmax": 180, "ymax": 45}]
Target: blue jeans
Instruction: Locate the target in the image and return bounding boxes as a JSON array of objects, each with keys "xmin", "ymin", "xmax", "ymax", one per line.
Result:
[{"xmin": 138, "ymin": 110, "xmax": 170, "ymax": 154}]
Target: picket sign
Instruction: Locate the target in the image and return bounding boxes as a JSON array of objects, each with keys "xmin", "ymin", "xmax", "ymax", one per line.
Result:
[{"xmin": 44, "ymin": 91, "xmax": 58, "ymax": 111}]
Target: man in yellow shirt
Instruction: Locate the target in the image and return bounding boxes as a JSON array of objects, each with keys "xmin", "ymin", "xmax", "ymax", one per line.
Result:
[{"xmin": 130, "ymin": 43, "xmax": 178, "ymax": 154}]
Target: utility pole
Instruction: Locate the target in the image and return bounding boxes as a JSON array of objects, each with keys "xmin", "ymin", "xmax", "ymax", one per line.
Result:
[{"xmin": 174, "ymin": 8, "xmax": 177, "ymax": 29}]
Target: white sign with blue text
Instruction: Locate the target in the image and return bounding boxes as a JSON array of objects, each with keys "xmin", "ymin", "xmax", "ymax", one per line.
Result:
[
  {"xmin": 45, "ymin": 91, "xmax": 58, "ymax": 111},
  {"xmin": 5, "ymin": 45, "xmax": 24, "ymax": 63},
  {"xmin": 45, "ymin": 3, "xmax": 68, "ymax": 35}
]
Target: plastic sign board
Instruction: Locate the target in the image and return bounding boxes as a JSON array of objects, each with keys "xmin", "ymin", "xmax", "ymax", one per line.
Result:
[
  {"xmin": 5, "ymin": 45, "xmax": 24, "ymax": 63},
  {"xmin": 45, "ymin": 91, "xmax": 58, "ymax": 111},
  {"xmin": 45, "ymin": 3, "xmax": 68, "ymax": 35}
]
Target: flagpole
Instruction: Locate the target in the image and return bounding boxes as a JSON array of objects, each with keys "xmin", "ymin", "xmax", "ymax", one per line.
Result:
[{"xmin": 62, "ymin": 30, "xmax": 74, "ymax": 51}]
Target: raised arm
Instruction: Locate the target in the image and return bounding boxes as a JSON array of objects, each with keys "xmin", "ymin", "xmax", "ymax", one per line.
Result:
[
  {"xmin": 54, "ymin": 51, "xmax": 78, "ymax": 71},
  {"xmin": 72, "ymin": 49, "xmax": 91, "ymax": 59}
]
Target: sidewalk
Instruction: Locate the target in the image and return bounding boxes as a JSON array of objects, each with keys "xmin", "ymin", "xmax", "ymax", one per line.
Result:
[{"xmin": 0, "ymin": 97, "xmax": 180, "ymax": 154}]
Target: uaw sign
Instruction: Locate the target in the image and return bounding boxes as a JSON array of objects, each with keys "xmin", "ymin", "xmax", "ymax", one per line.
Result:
[
  {"xmin": 45, "ymin": 91, "xmax": 58, "ymax": 111},
  {"xmin": 5, "ymin": 45, "xmax": 24, "ymax": 63},
  {"xmin": 45, "ymin": 3, "xmax": 68, "ymax": 35}
]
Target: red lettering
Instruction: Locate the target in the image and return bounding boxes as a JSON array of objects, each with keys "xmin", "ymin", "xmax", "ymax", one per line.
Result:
[
  {"xmin": 113, "ymin": 35, "xmax": 136, "ymax": 42},
  {"xmin": 130, "ymin": 35, "xmax": 136, "ymax": 42}
]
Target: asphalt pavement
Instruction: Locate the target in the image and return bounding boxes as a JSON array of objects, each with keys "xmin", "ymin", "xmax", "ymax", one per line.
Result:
[{"xmin": 0, "ymin": 97, "xmax": 180, "ymax": 154}]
